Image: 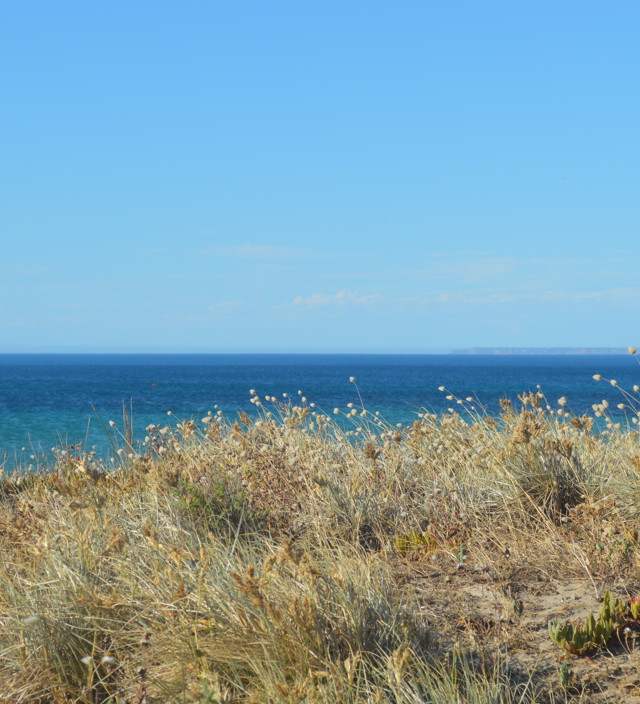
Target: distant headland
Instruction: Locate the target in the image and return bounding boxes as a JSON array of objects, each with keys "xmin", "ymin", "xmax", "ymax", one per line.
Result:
[{"xmin": 452, "ymin": 348, "xmax": 628, "ymax": 355}]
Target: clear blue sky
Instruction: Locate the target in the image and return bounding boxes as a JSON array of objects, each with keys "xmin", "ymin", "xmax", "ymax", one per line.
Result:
[{"xmin": 2, "ymin": 1, "xmax": 638, "ymax": 352}]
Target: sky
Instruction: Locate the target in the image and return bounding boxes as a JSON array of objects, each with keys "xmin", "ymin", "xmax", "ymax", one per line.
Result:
[{"xmin": 1, "ymin": 1, "xmax": 639, "ymax": 353}]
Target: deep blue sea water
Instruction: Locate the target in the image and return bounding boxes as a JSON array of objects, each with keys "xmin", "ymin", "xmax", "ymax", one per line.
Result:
[{"xmin": 1, "ymin": 354, "xmax": 639, "ymax": 470}]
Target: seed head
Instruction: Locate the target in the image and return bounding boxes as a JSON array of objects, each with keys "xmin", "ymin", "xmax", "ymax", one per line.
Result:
[
  {"xmin": 628, "ymin": 347, "xmax": 637, "ymax": 355},
  {"xmin": 349, "ymin": 376, "xmax": 356, "ymax": 383},
  {"xmin": 610, "ymin": 379, "xmax": 618, "ymax": 386},
  {"xmin": 108, "ymin": 420, "xmax": 116, "ymax": 428},
  {"xmin": 593, "ymin": 374, "xmax": 602, "ymax": 381}
]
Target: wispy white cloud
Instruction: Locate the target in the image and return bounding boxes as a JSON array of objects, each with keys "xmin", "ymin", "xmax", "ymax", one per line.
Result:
[
  {"xmin": 292, "ymin": 289, "xmax": 383, "ymax": 307},
  {"xmin": 208, "ymin": 300, "xmax": 244, "ymax": 312},
  {"xmin": 397, "ymin": 292, "xmax": 517, "ymax": 306},
  {"xmin": 321, "ymin": 254, "xmax": 519, "ymax": 284},
  {"xmin": 284, "ymin": 287, "xmax": 634, "ymax": 312},
  {"xmin": 436, "ymin": 292, "xmax": 517, "ymax": 304},
  {"xmin": 0, "ymin": 265, "xmax": 51, "ymax": 276},
  {"xmin": 400, "ymin": 288, "xmax": 640, "ymax": 306},
  {"xmin": 200, "ymin": 243, "xmax": 315, "ymax": 259},
  {"xmin": 516, "ymin": 288, "xmax": 640, "ymax": 304},
  {"xmin": 44, "ymin": 302, "xmax": 93, "ymax": 311},
  {"xmin": 322, "ymin": 253, "xmax": 638, "ymax": 290},
  {"xmin": 454, "ymin": 257, "xmax": 517, "ymax": 284}
]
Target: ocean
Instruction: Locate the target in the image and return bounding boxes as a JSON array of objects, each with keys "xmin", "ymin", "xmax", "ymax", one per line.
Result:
[{"xmin": 1, "ymin": 353, "xmax": 638, "ymax": 470}]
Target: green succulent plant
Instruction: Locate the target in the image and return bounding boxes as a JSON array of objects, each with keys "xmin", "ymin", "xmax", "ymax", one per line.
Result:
[{"xmin": 548, "ymin": 591, "xmax": 619, "ymax": 655}]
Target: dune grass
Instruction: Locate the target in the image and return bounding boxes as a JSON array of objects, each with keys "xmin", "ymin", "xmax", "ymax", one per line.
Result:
[{"xmin": 2, "ymin": 374, "xmax": 640, "ymax": 702}]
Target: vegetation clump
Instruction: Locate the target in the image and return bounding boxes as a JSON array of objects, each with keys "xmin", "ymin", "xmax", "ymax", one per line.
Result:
[
  {"xmin": 548, "ymin": 591, "xmax": 618, "ymax": 655},
  {"xmin": 3, "ymin": 372, "xmax": 640, "ymax": 702}
]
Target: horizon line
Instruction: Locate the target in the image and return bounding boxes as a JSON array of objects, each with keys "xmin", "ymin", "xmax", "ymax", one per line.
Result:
[{"xmin": 0, "ymin": 347, "xmax": 631, "ymax": 356}]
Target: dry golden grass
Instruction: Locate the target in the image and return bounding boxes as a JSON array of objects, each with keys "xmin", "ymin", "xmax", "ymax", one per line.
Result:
[{"xmin": 2, "ymin": 383, "xmax": 640, "ymax": 703}]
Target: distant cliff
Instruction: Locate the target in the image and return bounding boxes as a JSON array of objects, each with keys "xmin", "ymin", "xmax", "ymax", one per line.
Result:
[{"xmin": 452, "ymin": 348, "xmax": 627, "ymax": 355}]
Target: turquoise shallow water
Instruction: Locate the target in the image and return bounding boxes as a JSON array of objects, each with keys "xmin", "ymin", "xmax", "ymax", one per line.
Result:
[{"xmin": 1, "ymin": 354, "xmax": 638, "ymax": 469}]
